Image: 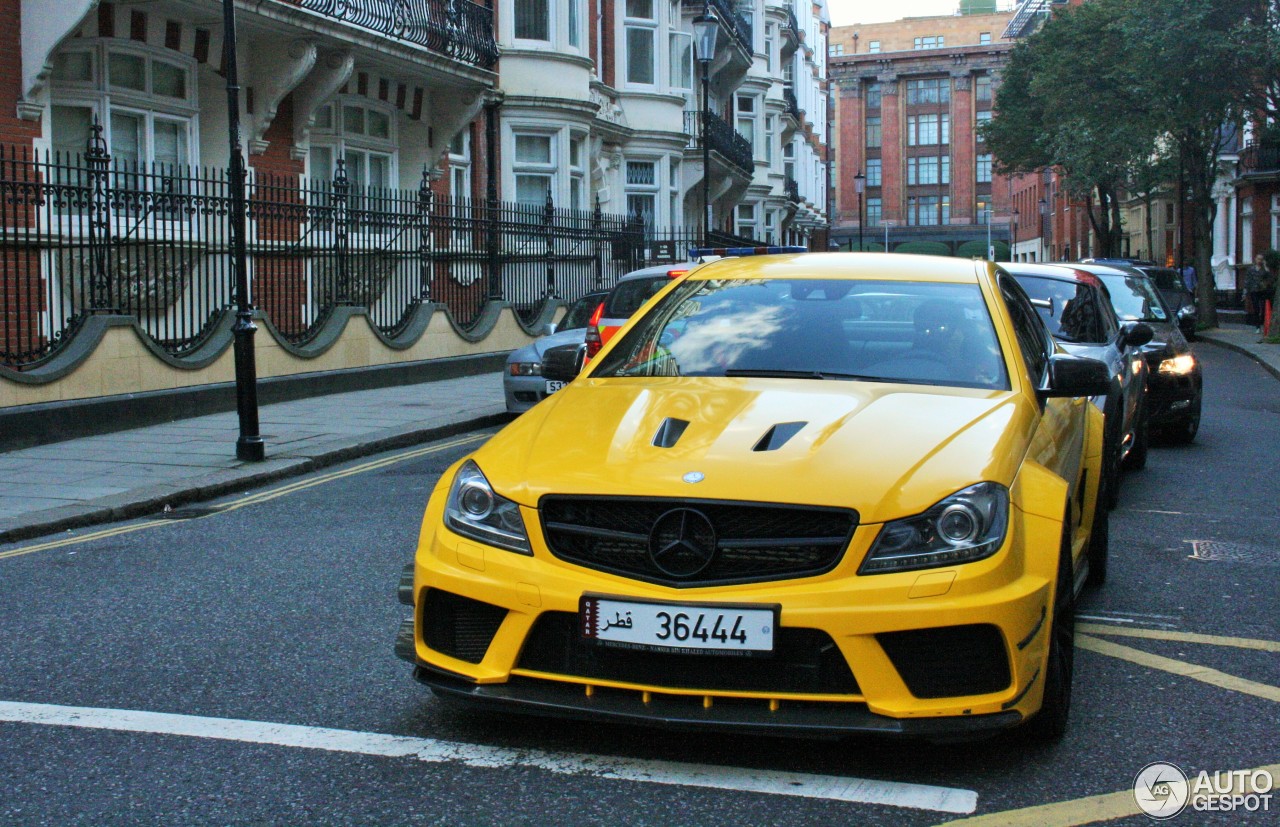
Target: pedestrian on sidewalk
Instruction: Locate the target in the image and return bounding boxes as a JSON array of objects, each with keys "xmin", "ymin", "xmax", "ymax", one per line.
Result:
[
  {"xmin": 1243, "ymin": 254, "xmax": 1274, "ymax": 332},
  {"xmin": 1181, "ymin": 263, "xmax": 1197, "ymax": 294}
]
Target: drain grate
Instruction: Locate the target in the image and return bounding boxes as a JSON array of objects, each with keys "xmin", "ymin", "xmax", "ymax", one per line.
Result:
[{"xmin": 1188, "ymin": 541, "xmax": 1279, "ymax": 566}]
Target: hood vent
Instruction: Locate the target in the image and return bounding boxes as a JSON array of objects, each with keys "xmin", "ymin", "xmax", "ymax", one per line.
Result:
[
  {"xmin": 753, "ymin": 422, "xmax": 807, "ymax": 452},
  {"xmin": 652, "ymin": 417, "xmax": 690, "ymax": 448}
]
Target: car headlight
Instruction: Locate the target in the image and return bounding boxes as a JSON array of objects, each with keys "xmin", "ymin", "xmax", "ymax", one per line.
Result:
[
  {"xmin": 860, "ymin": 482, "xmax": 1009, "ymax": 575},
  {"xmin": 444, "ymin": 460, "xmax": 531, "ymax": 555},
  {"xmin": 508, "ymin": 361, "xmax": 542, "ymax": 377},
  {"xmin": 1158, "ymin": 353, "xmax": 1196, "ymax": 376}
]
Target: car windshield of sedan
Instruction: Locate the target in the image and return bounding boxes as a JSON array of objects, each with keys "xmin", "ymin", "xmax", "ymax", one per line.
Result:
[
  {"xmin": 560, "ymin": 293, "xmax": 605, "ymax": 331},
  {"xmin": 1096, "ymin": 273, "xmax": 1169, "ymax": 322},
  {"xmin": 590, "ymin": 278, "xmax": 1010, "ymax": 390}
]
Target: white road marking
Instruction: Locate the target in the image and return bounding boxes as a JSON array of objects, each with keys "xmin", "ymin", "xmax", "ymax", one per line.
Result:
[
  {"xmin": 1076, "ymin": 611, "xmax": 1181, "ymax": 629},
  {"xmin": 0, "ymin": 701, "xmax": 977, "ymax": 814}
]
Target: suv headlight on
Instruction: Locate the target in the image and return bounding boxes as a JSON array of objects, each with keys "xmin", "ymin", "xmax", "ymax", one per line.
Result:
[
  {"xmin": 860, "ymin": 482, "xmax": 1009, "ymax": 574},
  {"xmin": 1158, "ymin": 353, "xmax": 1196, "ymax": 376},
  {"xmin": 444, "ymin": 460, "xmax": 531, "ymax": 555},
  {"xmin": 508, "ymin": 361, "xmax": 542, "ymax": 376}
]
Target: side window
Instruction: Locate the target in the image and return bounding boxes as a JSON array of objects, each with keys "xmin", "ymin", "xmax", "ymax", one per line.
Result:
[
  {"xmin": 1000, "ymin": 276, "xmax": 1049, "ymax": 386},
  {"xmin": 1057, "ymin": 284, "xmax": 1105, "ymax": 344},
  {"xmin": 1097, "ymin": 290, "xmax": 1120, "ymax": 342}
]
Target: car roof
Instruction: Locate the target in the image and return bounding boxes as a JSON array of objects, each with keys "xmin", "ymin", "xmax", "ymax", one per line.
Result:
[
  {"xmin": 617, "ymin": 263, "xmax": 698, "ymax": 282},
  {"xmin": 1002, "ymin": 262, "xmax": 1104, "ymax": 284},
  {"xmin": 1068, "ymin": 261, "xmax": 1149, "ymax": 279},
  {"xmin": 685, "ymin": 252, "xmax": 985, "ymax": 284}
]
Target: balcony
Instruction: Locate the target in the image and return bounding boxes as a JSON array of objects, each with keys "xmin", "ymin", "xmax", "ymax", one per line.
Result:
[
  {"xmin": 684, "ymin": 110, "xmax": 755, "ymax": 176},
  {"xmin": 785, "ymin": 177, "xmax": 801, "ymax": 204},
  {"xmin": 783, "ymin": 88, "xmax": 803, "ymax": 124},
  {"xmin": 1239, "ymin": 142, "xmax": 1280, "ymax": 177},
  {"xmin": 780, "ymin": 3, "xmax": 801, "ymax": 56},
  {"xmin": 300, "ymin": 0, "xmax": 499, "ymax": 69},
  {"xmin": 707, "ymin": 0, "xmax": 753, "ymax": 56}
]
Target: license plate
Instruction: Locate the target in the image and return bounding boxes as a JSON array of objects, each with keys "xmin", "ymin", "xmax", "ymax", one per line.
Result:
[
  {"xmin": 544, "ymin": 380, "xmax": 566, "ymax": 394},
  {"xmin": 580, "ymin": 595, "xmax": 776, "ymax": 655}
]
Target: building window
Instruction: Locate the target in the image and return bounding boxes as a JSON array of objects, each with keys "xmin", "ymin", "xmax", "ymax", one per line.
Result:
[
  {"xmin": 979, "ymin": 32, "xmax": 991, "ymax": 45},
  {"xmin": 514, "ymin": 132, "xmax": 555, "ymax": 205},
  {"xmin": 908, "ymin": 195, "xmax": 949, "ymax": 226},
  {"xmin": 868, "ymin": 40, "xmax": 881, "ymax": 53},
  {"xmin": 865, "ymin": 82, "xmax": 881, "ymax": 110},
  {"xmin": 309, "ymin": 100, "xmax": 397, "ymax": 188},
  {"xmin": 764, "ymin": 114, "xmax": 775, "ymax": 164},
  {"xmin": 976, "ymin": 75, "xmax": 993, "ymax": 103},
  {"xmin": 977, "ymin": 153, "xmax": 993, "ymax": 184},
  {"xmin": 907, "ymin": 155, "xmax": 950, "ymax": 186},
  {"xmin": 866, "ymin": 197, "xmax": 882, "ymax": 226},
  {"xmin": 514, "ymin": 0, "xmax": 550, "ymax": 41},
  {"xmin": 906, "ymin": 78, "xmax": 950, "ymax": 105},
  {"xmin": 448, "ymin": 129, "xmax": 471, "ymax": 201},
  {"xmin": 907, "ymin": 114, "xmax": 950, "ymax": 146},
  {"xmin": 976, "ymin": 109, "xmax": 993, "ymax": 135},
  {"xmin": 866, "ymin": 116, "xmax": 882, "ymax": 149},
  {"xmin": 866, "ymin": 158, "xmax": 882, "ymax": 187},
  {"xmin": 913, "ymin": 35, "xmax": 944, "ymax": 50},
  {"xmin": 50, "ymin": 42, "xmax": 197, "ymax": 170},
  {"xmin": 625, "ymin": 0, "xmax": 657, "ymax": 86},
  {"xmin": 670, "ymin": 29, "xmax": 693, "ymax": 91},
  {"xmin": 737, "ymin": 202, "xmax": 757, "ymax": 238},
  {"xmin": 737, "ymin": 94, "xmax": 757, "ymax": 157},
  {"xmin": 568, "ymin": 0, "xmax": 582, "ymax": 47},
  {"xmin": 626, "ymin": 158, "xmax": 657, "ymax": 224},
  {"xmin": 977, "ymin": 198, "xmax": 992, "ymax": 224},
  {"xmin": 829, "ymin": 43, "xmax": 844, "ymax": 56},
  {"xmin": 569, "ymin": 132, "xmax": 587, "ymax": 211}
]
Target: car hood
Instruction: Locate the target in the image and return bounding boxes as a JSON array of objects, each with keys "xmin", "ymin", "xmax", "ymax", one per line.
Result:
[
  {"xmin": 474, "ymin": 378, "xmax": 1030, "ymax": 524},
  {"xmin": 508, "ymin": 328, "xmax": 588, "ymax": 363},
  {"xmin": 1138, "ymin": 320, "xmax": 1190, "ymax": 360}
]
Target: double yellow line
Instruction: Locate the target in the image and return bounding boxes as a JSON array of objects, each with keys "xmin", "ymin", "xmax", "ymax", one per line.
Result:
[{"xmin": 0, "ymin": 432, "xmax": 490, "ymax": 562}]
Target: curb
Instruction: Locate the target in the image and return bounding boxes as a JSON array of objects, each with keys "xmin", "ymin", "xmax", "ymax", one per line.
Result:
[
  {"xmin": 1197, "ymin": 334, "xmax": 1280, "ymax": 384},
  {"xmin": 0, "ymin": 411, "xmax": 510, "ymax": 546}
]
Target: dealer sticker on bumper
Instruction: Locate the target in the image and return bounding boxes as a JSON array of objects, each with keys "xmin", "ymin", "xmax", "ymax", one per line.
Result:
[{"xmin": 580, "ymin": 595, "xmax": 776, "ymax": 655}]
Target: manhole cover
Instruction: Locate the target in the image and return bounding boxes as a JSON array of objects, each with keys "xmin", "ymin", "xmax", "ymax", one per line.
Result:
[{"xmin": 1188, "ymin": 541, "xmax": 1278, "ymax": 566}]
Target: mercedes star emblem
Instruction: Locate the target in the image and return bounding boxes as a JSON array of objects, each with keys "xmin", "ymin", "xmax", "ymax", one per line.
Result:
[{"xmin": 648, "ymin": 508, "xmax": 718, "ymax": 578}]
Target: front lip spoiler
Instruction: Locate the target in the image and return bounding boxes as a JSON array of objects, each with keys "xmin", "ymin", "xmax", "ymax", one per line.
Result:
[{"xmin": 410, "ymin": 662, "xmax": 1024, "ymax": 741}]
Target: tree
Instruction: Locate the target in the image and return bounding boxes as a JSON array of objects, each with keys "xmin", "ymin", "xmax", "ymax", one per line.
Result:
[
  {"xmin": 982, "ymin": 0, "xmax": 1157, "ymax": 258},
  {"xmin": 1117, "ymin": 0, "xmax": 1271, "ymax": 328}
]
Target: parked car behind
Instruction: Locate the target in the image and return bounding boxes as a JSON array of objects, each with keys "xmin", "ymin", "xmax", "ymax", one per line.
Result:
[
  {"xmin": 1006, "ymin": 263, "xmax": 1152, "ymax": 527},
  {"xmin": 1134, "ymin": 265, "xmax": 1197, "ymax": 340},
  {"xmin": 1074, "ymin": 263, "xmax": 1203, "ymax": 444},
  {"xmin": 504, "ymin": 291, "xmax": 608, "ymax": 414},
  {"xmin": 399, "ymin": 252, "xmax": 1111, "ymax": 742}
]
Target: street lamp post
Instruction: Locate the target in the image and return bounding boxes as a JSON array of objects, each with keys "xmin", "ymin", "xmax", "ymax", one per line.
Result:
[
  {"xmin": 693, "ymin": 9, "xmax": 719, "ymax": 244},
  {"xmin": 854, "ymin": 170, "xmax": 865, "ymax": 252},
  {"xmin": 985, "ymin": 208, "xmax": 993, "ymax": 260},
  {"xmin": 1011, "ymin": 208, "xmax": 1019, "ymax": 263},
  {"xmin": 1039, "ymin": 197, "xmax": 1049, "ymax": 261},
  {"xmin": 221, "ymin": 0, "xmax": 264, "ymax": 462},
  {"xmin": 883, "ymin": 219, "xmax": 894, "ymax": 252}
]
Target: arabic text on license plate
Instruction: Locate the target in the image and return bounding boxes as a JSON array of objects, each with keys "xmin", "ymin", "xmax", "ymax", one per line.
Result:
[
  {"xmin": 581, "ymin": 596, "xmax": 775, "ymax": 654},
  {"xmin": 544, "ymin": 380, "xmax": 566, "ymax": 394}
]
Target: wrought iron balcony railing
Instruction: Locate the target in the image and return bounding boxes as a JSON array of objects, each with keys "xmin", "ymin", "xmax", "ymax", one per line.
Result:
[
  {"xmin": 785, "ymin": 176, "xmax": 800, "ymax": 204},
  {"xmin": 783, "ymin": 88, "xmax": 803, "ymax": 123},
  {"xmin": 1239, "ymin": 142, "xmax": 1280, "ymax": 176},
  {"xmin": 301, "ymin": 0, "xmax": 499, "ymax": 69},
  {"xmin": 684, "ymin": 110, "xmax": 755, "ymax": 176},
  {"xmin": 707, "ymin": 0, "xmax": 753, "ymax": 55},
  {"xmin": 781, "ymin": 3, "xmax": 801, "ymax": 47}
]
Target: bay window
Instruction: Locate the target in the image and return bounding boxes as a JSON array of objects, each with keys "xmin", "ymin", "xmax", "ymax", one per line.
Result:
[{"xmin": 625, "ymin": 0, "xmax": 657, "ymax": 86}]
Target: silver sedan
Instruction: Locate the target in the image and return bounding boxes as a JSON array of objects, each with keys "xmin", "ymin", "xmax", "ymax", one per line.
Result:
[{"xmin": 504, "ymin": 291, "xmax": 607, "ymax": 413}]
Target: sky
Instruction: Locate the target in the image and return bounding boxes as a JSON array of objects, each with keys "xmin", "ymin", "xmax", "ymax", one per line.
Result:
[{"xmin": 827, "ymin": 1, "xmax": 997, "ymax": 27}]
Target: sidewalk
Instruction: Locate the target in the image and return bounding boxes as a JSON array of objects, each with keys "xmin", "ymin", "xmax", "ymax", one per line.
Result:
[
  {"xmin": 2, "ymin": 323, "xmax": 1277, "ymax": 546},
  {"xmin": 0, "ymin": 372, "xmax": 508, "ymax": 544}
]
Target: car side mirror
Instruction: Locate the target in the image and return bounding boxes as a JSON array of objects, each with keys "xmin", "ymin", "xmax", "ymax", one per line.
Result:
[
  {"xmin": 1040, "ymin": 353, "xmax": 1111, "ymax": 399},
  {"xmin": 1120, "ymin": 322, "xmax": 1153, "ymax": 349},
  {"xmin": 541, "ymin": 342, "xmax": 586, "ymax": 383},
  {"xmin": 543, "ymin": 321, "xmax": 558, "ymax": 336}
]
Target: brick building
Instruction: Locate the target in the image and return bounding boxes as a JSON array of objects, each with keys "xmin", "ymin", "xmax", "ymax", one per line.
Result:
[{"xmin": 828, "ymin": 9, "xmax": 1015, "ymax": 255}]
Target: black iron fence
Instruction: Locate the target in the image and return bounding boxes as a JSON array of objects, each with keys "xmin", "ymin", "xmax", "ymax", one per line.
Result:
[
  {"xmin": 707, "ymin": 0, "xmax": 753, "ymax": 55},
  {"xmin": 300, "ymin": 0, "xmax": 499, "ymax": 69},
  {"xmin": 0, "ymin": 142, "xmax": 717, "ymax": 370},
  {"xmin": 1239, "ymin": 141, "xmax": 1280, "ymax": 176}
]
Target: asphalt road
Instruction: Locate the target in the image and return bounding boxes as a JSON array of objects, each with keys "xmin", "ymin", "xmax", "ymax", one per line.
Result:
[{"xmin": 0, "ymin": 342, "xmax": 1276, "ymax": 826}]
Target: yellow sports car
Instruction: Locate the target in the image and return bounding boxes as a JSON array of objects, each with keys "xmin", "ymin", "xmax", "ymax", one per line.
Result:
[{"xmin": 396, "ymin": 252, "xmax": 1110, "ymax": 740}]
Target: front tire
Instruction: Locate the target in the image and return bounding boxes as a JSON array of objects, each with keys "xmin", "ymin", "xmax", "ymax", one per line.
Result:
[
  {"xmin": 1025, "ymin": 527, "xmax": 1075, "ymax": 741},
  {"xmin": 1085, "ymin": 480, "xmax": 1110, "ymax": 586},
  {"xmin": 1124, "ymin": 395, "xmax": 1150, "ymax": 471}
]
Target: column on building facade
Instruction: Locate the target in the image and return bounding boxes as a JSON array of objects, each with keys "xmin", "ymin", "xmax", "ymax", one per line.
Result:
[
  {"xmin": 837, "ymin": 82, "xmax": 865, "ymax": 225},
  {"xmin": 878, "ymin": 75, "xmax": 902, "ymax": 224},
  {"xmin": 949, "ymin": 70, "xmax": 974, "ymax": 225}
]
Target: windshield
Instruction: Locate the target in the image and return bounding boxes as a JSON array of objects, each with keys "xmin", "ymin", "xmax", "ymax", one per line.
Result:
[
  {"xmin": 591, "ymin": 278, "xmax": 1010, "ymax": 390},
  {"xmin": 603, "ymin": 276, "xmax": 673, "ymax": 319},
  {"xmin": 1095, "ymin": 273, "xmax": 1169, "ymax": 322},
  {"xmin": 560, "ymin": 293, "xmax": 605, "ymax": 331}
]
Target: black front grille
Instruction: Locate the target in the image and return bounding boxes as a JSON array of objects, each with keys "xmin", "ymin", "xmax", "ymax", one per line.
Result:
[
  {"xmin": 539, "ymin": 496, "xmax": 857, "ymax": 587},
  {"xmin": 517, "ymin": 612, "xmax": 860, "ymax": 695},
  {"xmin": 421, "ymin": 589, "xmax": 508, "ymax": 664},
  {"xmin": 877, "ymin": 624, "xmax": 1011, "ymax": 699}
]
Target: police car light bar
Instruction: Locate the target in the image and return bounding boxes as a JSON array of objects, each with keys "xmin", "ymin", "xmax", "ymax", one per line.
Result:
[{"xmin": 689, "ymin": 245, "xmax": 809, "ymax": 259}]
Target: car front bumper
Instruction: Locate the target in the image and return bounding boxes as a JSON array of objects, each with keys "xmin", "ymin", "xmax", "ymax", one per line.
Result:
[
  {"xmin": 1146, "ymin": 368, "xmax": 1201, "ymax": 426},
  {"xmin": 397, "ymin": 495, "xmax": 1068, "ymax": 738}
]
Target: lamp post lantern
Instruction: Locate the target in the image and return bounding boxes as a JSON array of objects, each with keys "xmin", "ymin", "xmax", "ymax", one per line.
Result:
[
  {"xmin": 692, "ymin": 9, "xmax": 719, "ymax": 244},
  {"xmin": 221, "ymin": 0, "xmax": 263, "ymax": 462},
  {"xmin": 854, "ymin": 169, "xmax": 865, "ymax": 252}
]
